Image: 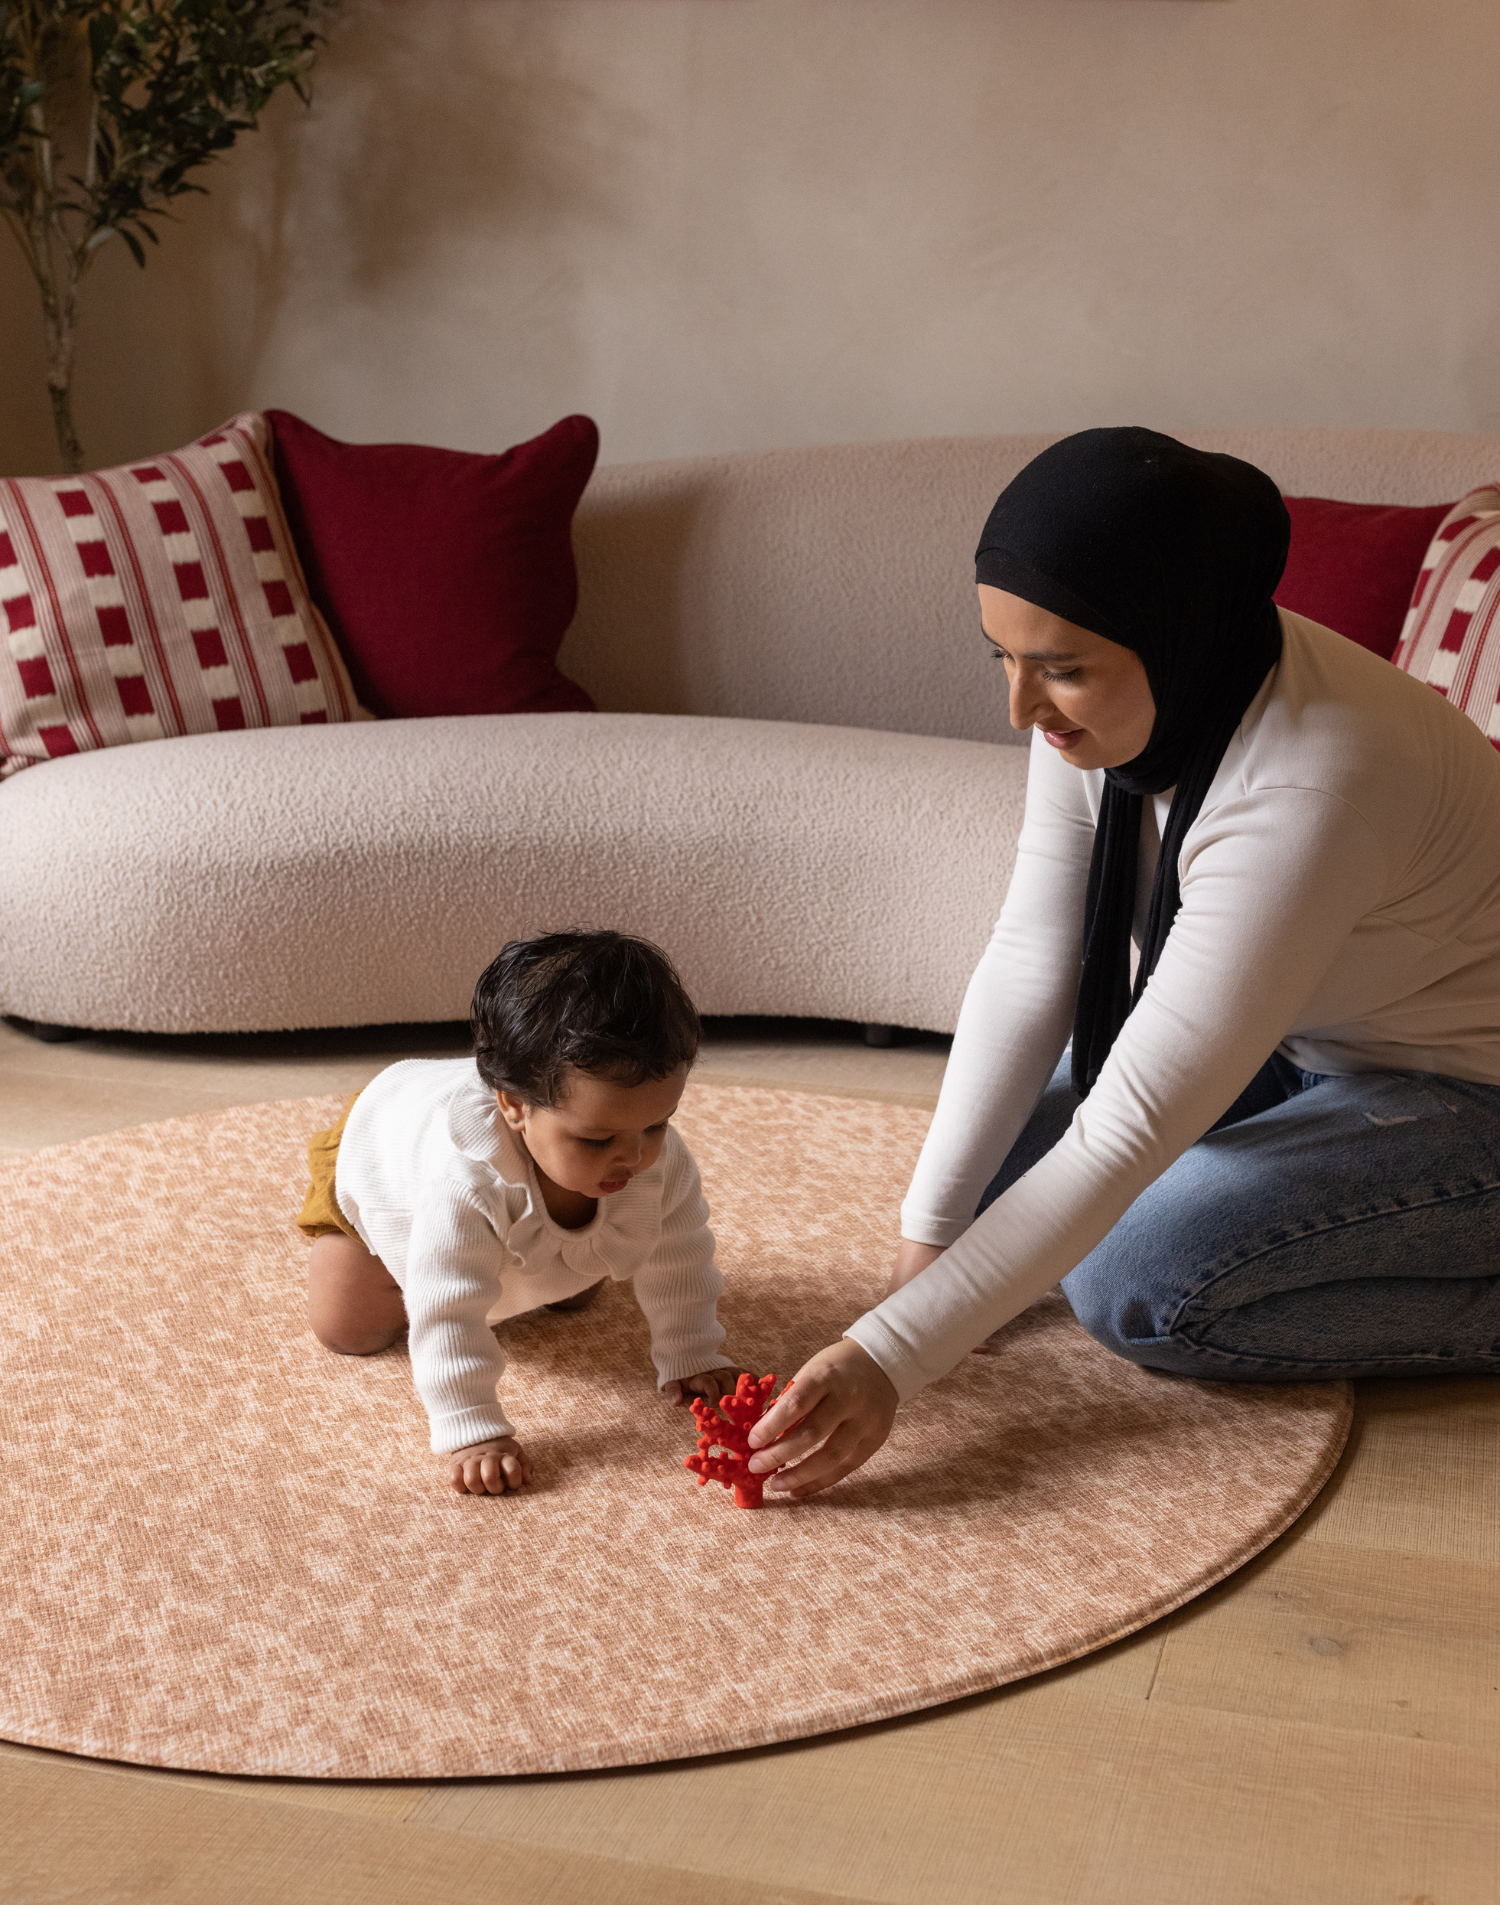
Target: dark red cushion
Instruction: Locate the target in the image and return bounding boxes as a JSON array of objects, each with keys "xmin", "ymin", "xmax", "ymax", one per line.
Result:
[
  {"xmin": 266, "ymin": 410, "xmax": 598, "ymax": 718},
  {"xmin": 1275, "ymin": 496, "xmax": 1451, "ymax": 661}
]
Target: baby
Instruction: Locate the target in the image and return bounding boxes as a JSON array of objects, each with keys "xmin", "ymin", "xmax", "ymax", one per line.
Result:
[{"xmin": 299, "ymin": 930, "xmax": 741, "ymax": 1494}]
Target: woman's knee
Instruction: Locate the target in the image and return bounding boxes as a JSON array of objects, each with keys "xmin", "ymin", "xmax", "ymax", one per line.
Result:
[
  {"xmin": 1061, "ymin": 1248, "xmax": 1165, "ymax": 1358},
  {"xmin": 1060, "ymin": 1181, "xmax": 1221, "ymax": 1358},
  {"xmin": 1059, "ymin": 1125, "xmax": 1284, "ymax": 1356}
]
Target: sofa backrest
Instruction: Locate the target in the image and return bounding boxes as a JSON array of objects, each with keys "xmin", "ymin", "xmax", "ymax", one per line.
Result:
[{"xmin": 562, "ymin": 428, "xmax": 1500, "ymax": 746}]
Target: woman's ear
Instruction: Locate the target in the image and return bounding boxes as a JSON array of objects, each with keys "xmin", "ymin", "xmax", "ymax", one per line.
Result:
[{"xmin": 494, "ymin": 1089, "xmax": 529, "ymax": 1134}]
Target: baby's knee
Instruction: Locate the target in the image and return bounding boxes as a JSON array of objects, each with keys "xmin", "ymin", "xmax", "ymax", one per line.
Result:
[{"xmin": 312, "ymin": 1319, "xmax": 402, "ymax": 1357}]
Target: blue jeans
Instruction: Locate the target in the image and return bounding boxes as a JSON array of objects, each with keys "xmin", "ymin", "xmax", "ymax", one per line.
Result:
[{"xmin": 977, "ymin": 1054, "xmax": 1500, "ymax": 1380}]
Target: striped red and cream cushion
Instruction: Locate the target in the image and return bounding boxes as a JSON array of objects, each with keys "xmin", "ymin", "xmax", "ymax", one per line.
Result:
[
  {"xmin": 1393, "ymin": 486, "xmax": 1500, "ymax": 749},
  {"xmin": 0, "ymin": 413, "xmax": 362, "ymax": 776}
]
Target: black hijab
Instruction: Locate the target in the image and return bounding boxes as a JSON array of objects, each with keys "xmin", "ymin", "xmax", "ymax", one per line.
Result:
[{"xmin": 975, "ymin": 427, "xmax": 1290, "ymax": 1096}]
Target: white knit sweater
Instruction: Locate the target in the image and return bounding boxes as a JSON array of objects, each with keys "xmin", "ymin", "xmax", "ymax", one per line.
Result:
[
  {"xmin": 846, "ymin": 612, "xmax": 1500, "ymax": 1400},
  {"xmin": 334, "ymin": 1058, "xmax": 727, "ymax": 1451}
]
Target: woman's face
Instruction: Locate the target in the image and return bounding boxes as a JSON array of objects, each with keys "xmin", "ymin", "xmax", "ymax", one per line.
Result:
[{"xmin": 978, "ymin": 584, "xmax": 1157, "ymax": 771}]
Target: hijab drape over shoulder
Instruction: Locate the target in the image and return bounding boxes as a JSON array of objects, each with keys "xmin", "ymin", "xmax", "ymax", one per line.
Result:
[{"xmin": 975, "ymin": 427, "xmax": 1291, "ymax": 1095}]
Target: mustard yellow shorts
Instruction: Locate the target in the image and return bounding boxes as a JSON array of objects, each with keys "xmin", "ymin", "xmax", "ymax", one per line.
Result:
[{"xmin": 297, "ymin": 1098, "xmax": 360, "ymax": 1240}]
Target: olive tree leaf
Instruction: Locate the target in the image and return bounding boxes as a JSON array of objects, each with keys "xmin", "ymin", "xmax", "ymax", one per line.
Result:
[{"xmin": 1, "ymin": 1, "xmax": 339, "ymax": 468}]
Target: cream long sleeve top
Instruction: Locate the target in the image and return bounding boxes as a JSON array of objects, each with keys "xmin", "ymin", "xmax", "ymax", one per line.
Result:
[
  {"xmin": 845, "ymin": 613, "xmax": 1500, "ymax": 1401},
  {"xmin": 334, "ymin": 1058, "xmax": 727, "ymax": 1451}
]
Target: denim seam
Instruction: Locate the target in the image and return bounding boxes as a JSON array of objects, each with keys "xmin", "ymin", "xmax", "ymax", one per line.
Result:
[
  {"xmin": 1168, "ymin": 1331, "xmax": 1500, "ymax": 1371},
  {"xmin": 1167, "ymin": 1176, "xmax": 1500, "ymax": 1336}
]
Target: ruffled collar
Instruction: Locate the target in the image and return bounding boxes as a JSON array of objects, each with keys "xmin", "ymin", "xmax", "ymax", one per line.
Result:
[{"xmin": 446, "ymin": 1074, "xmax": 658, "ymax": 1274}]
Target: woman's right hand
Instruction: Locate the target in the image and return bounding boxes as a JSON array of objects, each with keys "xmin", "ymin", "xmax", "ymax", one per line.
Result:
[
  {"xmin": 745, "ymin": 1338, "xmax": 899, "ymax": 1500},
  {"xmin": 886, "ymin": 1239, "xmax": 946, "ymax": 1298}
]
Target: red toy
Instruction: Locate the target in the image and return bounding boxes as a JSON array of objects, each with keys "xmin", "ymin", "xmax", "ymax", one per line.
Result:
[{"xmin": 684, "ymin": 1371, "xmax": 781, "ymax": 1509}]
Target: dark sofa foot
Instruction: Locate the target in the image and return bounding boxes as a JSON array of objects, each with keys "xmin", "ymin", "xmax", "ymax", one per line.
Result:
[{"xmin": 4, "ymin": 1016, "xmax": 88, "ymax": 1044}]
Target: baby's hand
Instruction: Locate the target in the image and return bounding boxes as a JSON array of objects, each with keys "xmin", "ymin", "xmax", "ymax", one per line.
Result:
[
  {"xmin": 448, "ymin": 1436, "xmax": 532, "ymax": 1496},
  {"xmin": 663, "ymin": 1367, "xmax": 748, "ymax": 1409}
]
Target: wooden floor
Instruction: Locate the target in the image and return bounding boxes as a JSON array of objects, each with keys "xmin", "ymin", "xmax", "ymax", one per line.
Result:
[{"xmin": 2, "ymin": 1014, "xmax": 1496, "ymax": 1905}]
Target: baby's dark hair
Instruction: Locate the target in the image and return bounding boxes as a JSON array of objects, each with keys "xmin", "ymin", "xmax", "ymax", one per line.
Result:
[{"xmin": 471, "ymin": 930, "xmax": 701, "ymax": 1107}]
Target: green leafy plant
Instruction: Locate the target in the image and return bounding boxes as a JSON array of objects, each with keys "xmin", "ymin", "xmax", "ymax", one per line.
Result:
[{"xmin": 1, "ymin": 1, "xmax": 336, "ymax": 471}]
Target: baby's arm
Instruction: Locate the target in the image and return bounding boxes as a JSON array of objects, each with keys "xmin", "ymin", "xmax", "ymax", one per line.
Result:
[
  {"xmin": 404, "ymin": 1190, "xmax": 528, "ymax": 1490},
  {"xmin": 632, "ymin": 1139, "xmax": 743, "ymax": 1404}
]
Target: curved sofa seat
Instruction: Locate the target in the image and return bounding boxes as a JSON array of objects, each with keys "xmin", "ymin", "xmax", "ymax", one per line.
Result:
[
  {"xmin": 9, "ymin": 426, "xmax": 1499, "ymax": 1041},
  {"xmin": 0, "ymin": 713, "xmax": 1028, "ymax": 1035}
]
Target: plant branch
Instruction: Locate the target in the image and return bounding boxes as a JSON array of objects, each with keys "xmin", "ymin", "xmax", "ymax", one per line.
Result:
[{"xmin": 2, "ymin": 1, "xmax": 339, "ymax": 469}]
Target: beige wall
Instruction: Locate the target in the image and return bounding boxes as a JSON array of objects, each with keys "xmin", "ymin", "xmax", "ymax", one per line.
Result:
[{"xmin": 3, "ymin": 0, "xmax": 1497, "ymax": 477}]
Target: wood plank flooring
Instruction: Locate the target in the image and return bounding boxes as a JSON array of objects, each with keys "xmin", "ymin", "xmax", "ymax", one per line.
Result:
[{"xmin": 1, "ymin": 1014, "xmax": 1495, "ymax": 1905}]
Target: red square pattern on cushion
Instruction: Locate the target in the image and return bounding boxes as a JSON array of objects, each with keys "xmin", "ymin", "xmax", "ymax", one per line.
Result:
[
  {"xmin": 0, "ymin": 414, "xmax": 362, "ymax": 777},
  {"xmin": 1392, "ymin": 486, "xmax": 1500, "ymax": 748},
  {"xmin": 1274, "ymin": 496, "xmax": 1452, "ymax": 661},
  {"xmin": 266, "ymin": 410, "xmax": 598, "ymax": 719}
]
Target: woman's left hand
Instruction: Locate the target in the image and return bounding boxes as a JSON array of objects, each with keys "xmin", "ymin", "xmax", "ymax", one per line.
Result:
[{"xmin": 745, "ymin": 1339, "xmax": 898, "ymax": 1500}]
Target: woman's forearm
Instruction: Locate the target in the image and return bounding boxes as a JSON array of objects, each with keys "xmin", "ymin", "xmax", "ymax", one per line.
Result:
[{"xmin": 901, "ymin": 736, "xmax": 1094, "ymax": 1247}]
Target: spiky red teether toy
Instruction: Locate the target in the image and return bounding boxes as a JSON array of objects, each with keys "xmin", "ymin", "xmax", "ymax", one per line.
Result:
[{"xmin": 684, "ymin": 1371, "xmax": 780, "ymax": 1508}]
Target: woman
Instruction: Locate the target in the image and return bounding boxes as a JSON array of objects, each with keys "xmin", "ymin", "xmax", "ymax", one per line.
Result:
[{"xmin": 747, "ymin": 427, "xmax": 1500, "ymax": 1499}]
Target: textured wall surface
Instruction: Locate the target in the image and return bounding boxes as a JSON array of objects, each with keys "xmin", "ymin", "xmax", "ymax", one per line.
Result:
[{"xmin": 2, "ymin": 0, "xmax": 1498, "ymax": 477}]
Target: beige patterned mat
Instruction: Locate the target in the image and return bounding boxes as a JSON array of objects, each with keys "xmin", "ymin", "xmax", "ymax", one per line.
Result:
[{"xmin": 0, "ymin": 1084, "xmax": 1351, "ymax": 1779}]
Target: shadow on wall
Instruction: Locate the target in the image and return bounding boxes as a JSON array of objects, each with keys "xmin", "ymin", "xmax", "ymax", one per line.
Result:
[
  {"xmin": 190, "ymin": 0, "xmax": 638, "ymax": 446},
  {"xmin": 0, "ymin": 264, "xmax": 55, "ymax": 475},
  {"xmin": 1458, "ymin": 310, "xmax": 1500, "ymax": 437},
  {"xmin": 294, "ymin": 0, "xmax": 631, "ymax": 294},
  {"xmin": 0, "ymin": 0, "xmax": 625, "ymax": 473}
]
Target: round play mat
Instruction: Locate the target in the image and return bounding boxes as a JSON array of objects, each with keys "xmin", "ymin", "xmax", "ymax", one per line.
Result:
[{"xmin": 0, "ymin": 1084, "xmax": 1350, "ymax": 1778}]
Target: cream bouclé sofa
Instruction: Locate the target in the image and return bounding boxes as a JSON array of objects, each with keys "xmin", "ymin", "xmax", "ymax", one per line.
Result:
[{"xmin": 4, "ymin": 428, "xmax": 1499, "ymax": 1038}]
